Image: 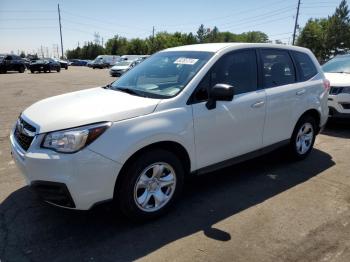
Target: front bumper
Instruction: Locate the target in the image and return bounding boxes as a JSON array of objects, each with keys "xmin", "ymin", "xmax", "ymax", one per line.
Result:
[
  {"xmin": 328, "ymin": 94, "xmax": 350, "ymax": 118},
  {"xmin": 10, "ymin": 131, "xmax": 122, "ymax": 210}
]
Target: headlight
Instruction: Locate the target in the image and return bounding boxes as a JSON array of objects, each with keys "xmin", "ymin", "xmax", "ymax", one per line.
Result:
[
  {"xmin": 342, "ymin": 87, "xmax": 350, "ymax": 94},
  {"xmin": 42, "ymin": 122, "xmax": 111, "ymax": 153}
]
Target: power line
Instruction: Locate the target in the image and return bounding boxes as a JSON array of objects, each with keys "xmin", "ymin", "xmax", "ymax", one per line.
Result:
[
  {"xmin": 217, "ymin": 6, "xmax": 294, "ymax": 29},
  {"xmin": 0, "ymin": 10, "xmax": 55, "ymax": 12},
  {"xmin": 0, "ymin": 18, "xmax": 56, "ymax": 21},
  {"xmin": 61, "ymin": 10, "xmax": 149, "ymax": 31},
  {"xmin": 221, "ymin": 15, "xmax": 294, "ymax": 31},
  {"xmin": 0, "ymin": 26, "xmax": 56, "ymax": 29},
  {"xmin": 163, "ymin": 0, "xmax": 292, "ymax": 27}
]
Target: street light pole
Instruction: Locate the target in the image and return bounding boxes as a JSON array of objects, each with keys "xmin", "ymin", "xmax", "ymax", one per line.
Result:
[
  {"xmin": 292, "ymin": 0, "xmax": 301, "ymax": 45},
  {"xmin": 58, "ymin": 4, "xmax": 64, "ymax": 58}
]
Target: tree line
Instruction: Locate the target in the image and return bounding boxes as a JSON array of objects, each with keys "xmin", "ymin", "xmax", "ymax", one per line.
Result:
[
  {"xmin": 297, "ymin": 0, "xmax": 350, "ymax": 62},
  {"xmin": 66, "ymin": 26, "xmax": 268, "ymax": 59}
]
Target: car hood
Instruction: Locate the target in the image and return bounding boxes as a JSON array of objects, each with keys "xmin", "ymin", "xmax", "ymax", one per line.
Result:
[
  {"xmin": 111, "ymin": 65, "xmax": 129, "ymax": 70},
  {"xmin": 22, "ymin": 87, "xmax": 161, "ymax": 133},
  {"xmin": 325, "ymin": 72, "xmax": 350, "ymax": 86}
]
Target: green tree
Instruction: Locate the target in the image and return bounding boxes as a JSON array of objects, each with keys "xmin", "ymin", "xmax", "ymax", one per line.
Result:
[
  {"xmin": 326, "ymin": 0, "xmax": 350, "ymax": 55},
  {"xmin": 297, "ymin": 18, "xmax": 329, "ymax": 60},
  {"xmin": 241, "ymin": 31, "xmax": 269, "ymax": 43},
  {"xmin": 196, "ymin": 24, "xmax": 208, "ymax": 43}
]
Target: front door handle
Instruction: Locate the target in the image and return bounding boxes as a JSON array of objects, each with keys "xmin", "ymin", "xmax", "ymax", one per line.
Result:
[
  {"xmin": 251, "ymin": 101, "xmax": 265, "ymax": 108},
  {"xmin": 296, "ymin": 89, "xmax": 306, "ymax": 96}
]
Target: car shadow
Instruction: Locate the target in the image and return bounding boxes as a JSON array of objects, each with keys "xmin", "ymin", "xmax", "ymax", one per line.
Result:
[
  {"xmin": 0, "ymin": 148, "xmax": 334, "ymax": 261},
  {"xmin": 322, "ymin": 118, "xmax": 350, "ymax": 139},
  {"xmin": 0, "ymin": 71, "xmax": 24, "ymax": 74}
]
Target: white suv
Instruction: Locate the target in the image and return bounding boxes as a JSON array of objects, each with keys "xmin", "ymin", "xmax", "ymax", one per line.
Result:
[
  {"xmin": 10, "ymin": 43, "xmax": 329, "ymax": 220},
  {"xmin": 322, "ymin": 54, "xmax": 350, "ymax": 119}
]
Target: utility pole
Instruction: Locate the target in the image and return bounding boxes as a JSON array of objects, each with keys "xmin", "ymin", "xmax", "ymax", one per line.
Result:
[
  {"xmin": 58, "ymin": 4, "xmax": 64, "ymax": 58},
  {"xmin": 292, "ymin": 0, "xmax": 301, "ymax": 45}
]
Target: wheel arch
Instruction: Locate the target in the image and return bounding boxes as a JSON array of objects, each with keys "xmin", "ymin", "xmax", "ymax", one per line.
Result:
[
  {"xmin": 296, "ymin": 108, "xmax": 321, "ymax": 134},
  {"xmin": 113, "ymin": 140, "xmax": 191, "ymax": 198}
]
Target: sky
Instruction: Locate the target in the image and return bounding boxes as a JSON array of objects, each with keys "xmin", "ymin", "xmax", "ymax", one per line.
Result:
[{"xmin": 0, "ymin": 0, "xmax": 342, "ymax": 56}]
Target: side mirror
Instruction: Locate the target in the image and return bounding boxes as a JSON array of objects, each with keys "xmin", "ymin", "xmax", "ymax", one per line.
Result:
[{"xmin": 206, "ymin": 83, "xmax": 234, "ymax": 110}]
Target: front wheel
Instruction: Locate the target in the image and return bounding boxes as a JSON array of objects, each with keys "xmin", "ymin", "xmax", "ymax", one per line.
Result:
[
  {"xmin": 288, "ymin": 115, "xmax": 317, "ymax": 160},
  {"xmin": 116, "ymin": 149, "xmax": 184, "ymax": 221},
  {"xmin": 57, "ymin": 67, "xmax": 60, "ymax": 72}
]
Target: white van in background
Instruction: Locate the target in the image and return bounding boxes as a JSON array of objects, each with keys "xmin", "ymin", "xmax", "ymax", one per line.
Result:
[{"xmin": 94, "ymin": 55, "xmax": 121, "ymax": 66}]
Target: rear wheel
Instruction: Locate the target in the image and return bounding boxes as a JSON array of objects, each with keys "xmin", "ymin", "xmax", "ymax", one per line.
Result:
[
  {"xmin": 57, "ymin": 67, "xmax": 60, "ymax": 72},
  {"xmin": 116, "ymin": 149, "xmax": 184, "ymax": 221},
  {"xmin": 18, "ymin": 65, "xmax": 25, "ymax": 73},
  {"xmin": 289, "ymin": 115, "xmax": 317, "ymax": 160},
  {"xmin": 31, "ymin": 70, "xmax": 35, "ymax": 73}
]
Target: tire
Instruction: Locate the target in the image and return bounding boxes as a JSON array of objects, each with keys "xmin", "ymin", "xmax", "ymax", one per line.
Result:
[
  {"xmin": 57, "ymin": 67, "xmax": 60, "ymax": 72},
  {"xmin": 288, "ymin": 115, "xmax": 317, "ymax": 160},
  {"xmin": 116, "ymin": 149, "xmax": 184, "ymax": 221},
  {"xmin": 18, "ymin": 65, "xmax": 25, "ymax": 73},
  {"xmin": 31, "ymin": 70, "xmax": 34, "ymax": 73},
  {"xmin": 65, "ymin": 65, "xmax": 68, "ymax": 70}
]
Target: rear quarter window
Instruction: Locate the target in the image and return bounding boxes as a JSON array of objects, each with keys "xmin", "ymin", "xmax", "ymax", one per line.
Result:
[{"xmin": 292, "ymin": 51, "xmax": 318, "ymax": 81}]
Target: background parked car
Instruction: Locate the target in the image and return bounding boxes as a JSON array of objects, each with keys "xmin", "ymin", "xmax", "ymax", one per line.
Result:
[
  {"xmin": 86, "ymin": 60, "xmax": 94, "ymax": 67},
  {"xmin": 120, "ymin": 55, "xmax": 141, "ymax": 61},
  {"xmin": 0, "ymin": 54, "xmax": 26, "ymax": 73},
  {"xmin": 69, "ymin": 59, "xmax": 88, "ymax": 66},
  {"xmin": 109, "ymin": 60, "xmax": 137, "ymax": 76},
  {"xmin": 134, "ymin": 55, "xmax": 150, "ymax": 65},
  {"xmin": 53, "ymin": 58, "xmax": 69, "ymax": 70},
  {"xmin": 29, "ymin": 58, "xmax": 61, "ymax": 73},
  {"xmin": 323, "ymin": 54, "xmax": 350, "ymax": 119},
  {"xmin": 93, "ymin": 55, "xmax": 121, "ymax": 67},
  {"xmin": 91, "ymin": 59, "xmax": 109, "ymax": 69}
]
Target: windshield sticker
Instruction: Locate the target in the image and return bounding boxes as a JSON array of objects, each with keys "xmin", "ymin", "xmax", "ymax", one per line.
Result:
[{"xmin": 174, "ymin": 57, "xmax": 198, "ymax": 65}]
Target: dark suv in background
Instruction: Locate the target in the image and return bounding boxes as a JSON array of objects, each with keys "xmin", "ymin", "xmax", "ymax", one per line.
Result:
[{"xmin": 0, "ymin": 54, "xmax": 26, "ymax": 73}]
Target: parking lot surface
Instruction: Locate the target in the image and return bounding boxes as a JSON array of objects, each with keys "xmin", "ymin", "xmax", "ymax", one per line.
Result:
[{"xmin": 0, "ymin": 67, "xmax": 350, "ymax": 262}]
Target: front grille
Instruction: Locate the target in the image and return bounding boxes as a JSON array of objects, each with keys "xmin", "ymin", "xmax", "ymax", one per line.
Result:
[
  {"xmin": 329, "ymin": 86, "xmax": 343, "ymax": 95},
  {"xmin": 14, "ymin": 117, "xmax": 36, "ymax": 151}
]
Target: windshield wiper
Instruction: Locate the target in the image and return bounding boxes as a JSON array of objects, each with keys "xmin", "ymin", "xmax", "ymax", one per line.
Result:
[
  {"xmin": 102, "ymin": 84, "xmax": 112, "ymax": 89},
  {"xmin": 114, "ymin": 87, "xmax": 142, "ymax": 96}
]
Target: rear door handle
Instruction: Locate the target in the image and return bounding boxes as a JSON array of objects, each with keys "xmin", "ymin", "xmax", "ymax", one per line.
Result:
[
  {"xmin": 296, "ymin": 89, "xmax": 306, "ymax": 96},
  {"xmin": 251, "ymin": 101, "xmax": 265, "ymax": 108}
]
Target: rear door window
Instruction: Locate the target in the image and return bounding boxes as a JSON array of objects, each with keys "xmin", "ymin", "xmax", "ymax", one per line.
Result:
[
  {"xmin": 292, "ymin": 51, "xmax": 318, "ymax": 81},
  {"xmin": 260, "ymin": 49, "xmax": 296, "ymax": 88}
]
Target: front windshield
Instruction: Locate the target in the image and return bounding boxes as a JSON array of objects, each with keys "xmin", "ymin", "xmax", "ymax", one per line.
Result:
[
  {"xmin": 322, "ymin": 56, "xmax": 350, "ymax": 73},
  {"xmin": 0, "ymin": 55, "xmax": 4, "ymax": 61},
  {"xmin": 111, "ymin": 51, "xmax": 213, "ymax": 98},
  {"xmin": 115, "ymin": 61, "xmax": 133, "ymax": 66}
]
